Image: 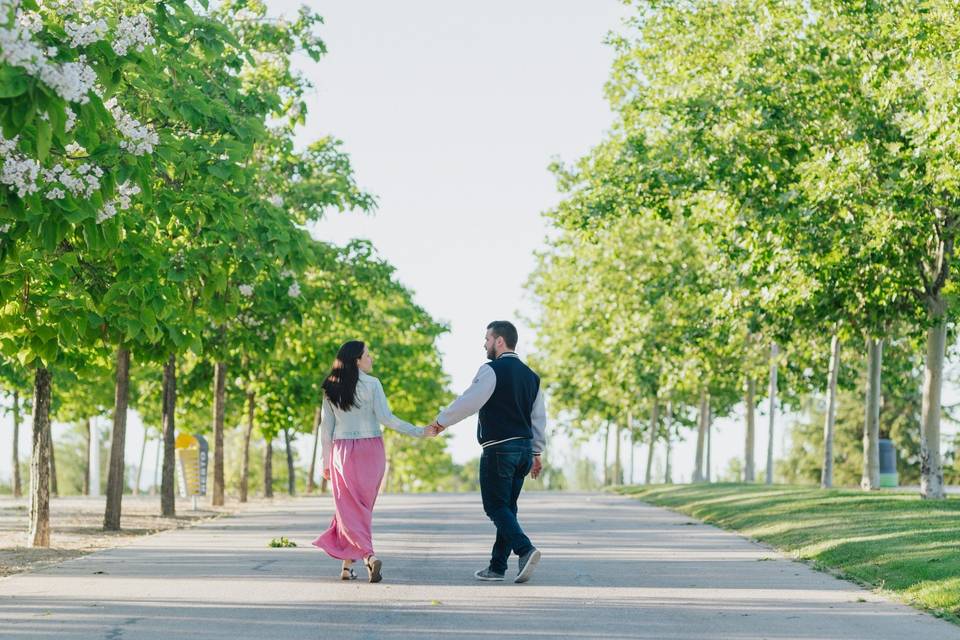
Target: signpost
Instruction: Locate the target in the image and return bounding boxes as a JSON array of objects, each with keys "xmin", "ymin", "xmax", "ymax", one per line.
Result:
[{"xmin": 175, "ymin": 433, "xmax": 208, "ymax": 510}]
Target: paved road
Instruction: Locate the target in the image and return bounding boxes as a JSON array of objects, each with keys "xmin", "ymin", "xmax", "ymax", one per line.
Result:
[{"xmin": 1, "ymin": 492, "xmax": 957, "ymax": 639}]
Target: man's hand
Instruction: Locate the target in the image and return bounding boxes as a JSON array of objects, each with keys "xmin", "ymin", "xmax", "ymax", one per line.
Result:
[
  {"xmin": 530, "ymin": 456, "xmax": 542, "ymax": 480},
  {"xmin": 424, "ymin": 424, "xmax": 440, "ymax": 437}
]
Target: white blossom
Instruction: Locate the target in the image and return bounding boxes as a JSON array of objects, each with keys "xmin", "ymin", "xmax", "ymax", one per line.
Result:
[
  {"xmin": 64, "ymin": 18, "xmax": 107, "ymax": 48},
  {"xmin": 16, "ymin": 10, "xmax": 43, "ymax": 35},
  {"xmin": 238, "ymin": 284, "xmax": 254, "ymax": 297},
  {"xmin": 64, "ymin": 142, "xmax": 86, "ymax": 156},
  {"xmin": 287, "ymin": 282, "xmax": 301, "ymax": 298},
  {"xmin": 280, "ymin": 269, "xmax": 295, "ymax": 278},
  {"xmin": 64, "ymin": 108, "xmax": 77, "ymax": 131},
  {"xmin": 0, "ymin": 20, "xmax": 96, "ymax": 103},
  {"xmin": 95, "ymin": 201, "xmax": 116, "ymax": 223},
  {"xmin": 0, "ymin": 134, "xmax": 18, "ymax": 155},
  {"xmin": 0, "ymin": 154, "xmax": 40, "ymax": 198},
  {"xmin": 105, "ymin": 97, "xmax": 158, "ymax": 155},
  {"xmin": 267, "ymin": 195, "xmax": 284, "ymax": 208},
  {"xmin": 95, "ymin": 180, "xmax": 139, "ymax": 223},
  {"xmin": 45, "ymin": 187, "xmax": 65, "ymax": 199},
  {"xmin": 0, "ymin": 223, "xmax": 11, "ymax": 234},
  {"xmin": 41, "ymin": 0, "xmax": 86, "ymax": 17},
  {"xmin": 112, "ymin": 13, "xmax": 153, "ymax": 56}
]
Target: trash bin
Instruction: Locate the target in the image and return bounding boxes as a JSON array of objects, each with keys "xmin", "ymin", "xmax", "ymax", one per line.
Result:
[{"xmin": 879, "ymin": 438, "xmax": 897, "ymax": 488}]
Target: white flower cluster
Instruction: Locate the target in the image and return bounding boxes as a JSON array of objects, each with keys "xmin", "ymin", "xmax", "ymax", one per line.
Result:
[
  {"xmin": 0, "ymin": 223, "xmax": 11, "ymax": 234},
  {"xmin": 96, "ymin": 180, "xmax": 140, "ymax": 223},
  {"xmin": 41, "ymin": 162, "xmax": 103, "ymax": 199},
  {"xmin": 2, "ymin": 7, "xmax": 152, "ymax": 106},
  {"xmin": 0, "ymin": 12, "xmax": 99, "ymax": 104},
  {"xmin": 0, "ymin": 136, "xmax": 41, "ymax": 198},
  {"xmin": 41, "ymin": 0, "xmax": 86, "ymax": 17},
  {"xmin": 16, "ymin": 10, "xmax": 43, "ymax": 34},
  {"xmin": 64, "ymin": 18, "xmax": 107, "ymax": 48},
  {"xmin": 112, "ymin": 13, "xmax": 153, "ymax": 56},
  {"xmin": 267, "ymin": 195, "xmax": 284, "ymax": 208},
  {"xmin": 287, "ymin": 282, "xmax": 301, "ymax": 298},
  {"xmin": 237, "ymin": 312, "xmax": 262, "ymax": 327},
  {"xmin": 238, "ymin": 284, "xmax": 254, "ymax": 297},
  {"xmin": 105, "ymin": 98, "xmax": 158, "ymax": 155},
  {"xmin": 65, "ymin": 108, "xmax": 77, "ymax": 131},
  {"xmin": 0, "ymin": 133, "xmax": 17, "ymax": 155}
]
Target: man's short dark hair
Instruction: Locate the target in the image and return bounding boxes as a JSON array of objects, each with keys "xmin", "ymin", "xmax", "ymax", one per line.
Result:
[{"xmin": 487, "ymin": 321, "xmax": 518, "ymax": 349}]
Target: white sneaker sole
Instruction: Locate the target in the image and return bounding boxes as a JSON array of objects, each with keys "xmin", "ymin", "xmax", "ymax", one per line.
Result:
[
  {"xmin": 514, "ymin": 549, "xmax": 541, "ymax": 583},
  {"xmin": 474, "ymin": 571, "xmax": 505, "ymax": 582}
]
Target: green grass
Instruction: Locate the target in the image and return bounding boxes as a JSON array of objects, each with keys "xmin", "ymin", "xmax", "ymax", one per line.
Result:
[{"xmin": 616, "ymin": 483, "xmax": 960, "ymax": 624}]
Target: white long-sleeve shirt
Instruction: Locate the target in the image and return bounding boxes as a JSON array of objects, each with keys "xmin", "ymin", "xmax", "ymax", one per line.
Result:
[
  {"xmin": 436, "ymin": 353, "xmax": 547, "ymax": 454},
  {"xmin": 321, "ymin": 371, "xmax": 424, "ymax": 471}
]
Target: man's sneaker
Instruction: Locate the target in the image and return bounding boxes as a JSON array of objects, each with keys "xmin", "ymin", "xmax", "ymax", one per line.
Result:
[
  {"xmin": 515, "ymin": 548, "xmax": 541, "ymax": 584},
  {"xmin": 474, "ymin": 567, "xmax": 505, "ymax": 582}
]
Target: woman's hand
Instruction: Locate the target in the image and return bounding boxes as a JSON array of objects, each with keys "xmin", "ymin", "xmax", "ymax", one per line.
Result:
[{"xmin": 323, "ymin": 468, "xmax": 331, "ymax": 480}]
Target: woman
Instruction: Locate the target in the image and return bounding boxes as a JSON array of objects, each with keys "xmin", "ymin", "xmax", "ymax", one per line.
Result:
[{"xmin": 312, "ymin": 340, "xmax": 434, "ymax": 583}]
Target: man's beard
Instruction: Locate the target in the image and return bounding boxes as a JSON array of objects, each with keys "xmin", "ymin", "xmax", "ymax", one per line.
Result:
[{"xmin": 486, "ymin": 346, "xmax": 497, "ymax": 360}]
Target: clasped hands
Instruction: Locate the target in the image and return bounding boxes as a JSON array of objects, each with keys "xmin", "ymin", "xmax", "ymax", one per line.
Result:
[{"xmin": 423, "ymin": 421, "xmax": 446, "ymax": 438}]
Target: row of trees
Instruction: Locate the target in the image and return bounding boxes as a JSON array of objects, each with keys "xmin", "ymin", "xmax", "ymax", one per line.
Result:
[
  {"xmin": 529, "ymin": 0, "xmax": 960, "ymax": 496},
  {"xmin": 1, "ymin": 0, "xmax": 451, "ymax": 547}
]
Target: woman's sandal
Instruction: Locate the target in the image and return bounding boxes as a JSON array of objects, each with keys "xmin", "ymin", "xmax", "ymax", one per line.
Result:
[
  {"xmin": 340, "ymin": 564, "xmax": 357, "ymax": 581},
  {"xmin": 364, "ymin": 556, "xmax": 383, "ymax": 583}
]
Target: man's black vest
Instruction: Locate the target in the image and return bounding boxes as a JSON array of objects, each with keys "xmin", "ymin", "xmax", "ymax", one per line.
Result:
[{"xmin": 477, "ymin": 354, "xmax": 540, "ymax": 446}]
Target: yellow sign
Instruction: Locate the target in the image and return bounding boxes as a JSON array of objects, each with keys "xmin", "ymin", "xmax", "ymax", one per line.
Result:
[{"xmin": 175, "ymin": 433, "xmax": 208, "ymax": 497}]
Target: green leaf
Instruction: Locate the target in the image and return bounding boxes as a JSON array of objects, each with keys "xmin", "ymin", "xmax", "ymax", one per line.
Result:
[
  {"xmin": 0, "ymin": 67, "xmax": 29, "ymax": 98},
  {"xmin": 36, "ymin": 119, "xmax": 52, "ymax": 161}
]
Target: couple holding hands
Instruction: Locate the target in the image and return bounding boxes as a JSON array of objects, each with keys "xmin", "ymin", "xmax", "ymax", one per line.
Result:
[{"xmin": 312, "ymin": 321, "xmax": 546, "ymax": 585}]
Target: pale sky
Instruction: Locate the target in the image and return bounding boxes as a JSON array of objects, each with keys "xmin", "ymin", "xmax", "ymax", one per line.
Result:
[{"xmin": 6, "ymin": 1, "xmax": 953, "ymax": 491}]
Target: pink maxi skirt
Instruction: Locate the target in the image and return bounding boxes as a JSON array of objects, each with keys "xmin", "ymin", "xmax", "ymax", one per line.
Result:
[{"xmin": 312, "ymin": 436, "xmax": 386, "ymax": 560}]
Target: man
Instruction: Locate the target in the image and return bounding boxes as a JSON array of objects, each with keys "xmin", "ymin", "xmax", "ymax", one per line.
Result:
[{"xmin": 430, "ymin": 321, "xmax": 546, "ymax": 584}]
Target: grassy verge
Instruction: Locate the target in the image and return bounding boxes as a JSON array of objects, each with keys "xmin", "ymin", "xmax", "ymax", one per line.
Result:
[{"xmin": 616, "ymin": 483, "xmax": 960, "ymax": 624}]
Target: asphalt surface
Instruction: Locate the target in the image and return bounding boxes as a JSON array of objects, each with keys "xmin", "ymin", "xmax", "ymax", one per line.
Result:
[{"xmin": 1, "ymin": 492, "xmax": 957, "ymax": 639}]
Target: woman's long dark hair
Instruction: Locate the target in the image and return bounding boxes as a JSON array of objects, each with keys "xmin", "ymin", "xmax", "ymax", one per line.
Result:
[{"xmin": 322, "ymin": 340, "xmax": 365, "ymax": 411}]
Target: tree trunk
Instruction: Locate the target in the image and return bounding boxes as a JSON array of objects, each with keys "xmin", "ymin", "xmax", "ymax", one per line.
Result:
[
  {"xmin": 664, "ymin": 401, "xmax": 673, "ymax": 484},
  {"xmin": 645, "ymin": 399, "xmax": 659, "ymax": 484},
  {"xmin": 211, "ymin": 361, "xmax": 227, "ymax": 507},
  {"xmin": 861, "ymin": 338, "xmax": 882, "ymax": 491},
  {"xmin": 82, "ymin": 418, "xmax": 91, "ymax": 496},
  {"xmin": 920, "ymin": 314, "xmax": 946, "ymax": 499},
  {"xmin": 706, "ymin": 402, "xmax": 712, "ymax": 483},
  {"xmin": 104, "ymin": 347, "xmax": 131, "ymax": 531},
  {"xmin": 306, "ymin": 405, "xmax": 322, "ymax": 493},
  {"xmin": 744, "ymin": 377, "xmax": 756, "ymax": 483},
  {"xmin": 765, "ymin": 342, "xmax": 779, "ymax": 485},
  {"xmin": 48, "ymin": 423, "xmax": 58, "ymax": 497},
  {"xmin": 821, "ymin": 334, "xmax": 841, "ymax": 489},
  {"xmin": 160, "ymin": 354, "xmax": 177, "ymax": 518},
  {"xmin": 284, "ymin": 428, "xmax": 295, "ymax": 496},
  {"xmin": 263, "ymin": 437, "xmax": 274, "ymax": 498},
  {"xmin": 602, "ymin": 421, "xmax": 610, "ymax": 486},
  {"xmin": 28, "ymin": 367, "xmax": 52, "ymax": 548},
  {"xmin": 133, "ymin": 425, "xmax": 148, "ymax": 496},
  {"xmin": 693, "ymin": 389, "xmax": 707, "ymax": 482},
  {"xmin": 12, "ymin": 390, "xmax": 21, "ymax": 498},
  {"xmin": 628, "ymin": 411, "xmax": 635, "ymax": 484},
  {"xmin": 152, "ymin": 428, "xmax": 161, "ymax": 495},
  {"xmin": 240, "ymin": 391, "xmax": 255, "ymax": 503}
]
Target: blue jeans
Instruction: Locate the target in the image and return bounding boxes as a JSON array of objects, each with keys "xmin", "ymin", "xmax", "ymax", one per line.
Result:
[{"xmin": 479, "ymin": 440, "xmax": 535, "ymax": 574}]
